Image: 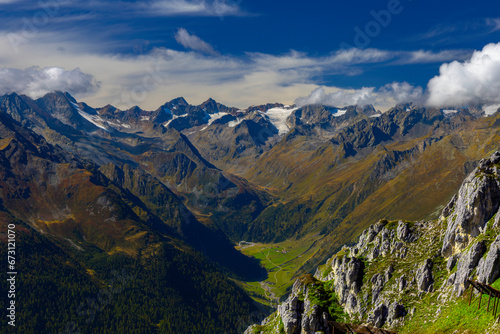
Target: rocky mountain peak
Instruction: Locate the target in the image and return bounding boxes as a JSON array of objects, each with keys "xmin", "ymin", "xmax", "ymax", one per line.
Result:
[
  {"xmin": 97, "ymin": 104, "xmax": 119, "ymax": 117},
  {"xmin": 246, "ymin": 102, "xmax": 286, "ymax": 113},
  {"xmin": 169, "ymin": 96, "xmax": 189, "ymax": 106},
  {"xmin": 33, "ymin": 91, "xmax": 91, "ymax": 129}
]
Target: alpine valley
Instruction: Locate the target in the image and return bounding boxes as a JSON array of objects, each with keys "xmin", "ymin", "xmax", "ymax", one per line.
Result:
[{"xmin": 2, "ymin": 91, "xmax": 500, "ymax": 333}]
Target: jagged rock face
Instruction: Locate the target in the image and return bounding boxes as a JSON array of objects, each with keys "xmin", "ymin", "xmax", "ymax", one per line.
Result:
[
  {"xmin": 268, "ymin": 277, "xmax": 334, "ymax": 334},
  {"xmin": 372, "ymin": 266, "xmax": 393, "ymax": 305},
  {"xmin": 416, "ymin": 259, "xmax": 434, "ymax": 292},
  {"xmin": 446, "ymin": 253, "xmax": 459, "ymax": 271},
  {"xmin": 387, "ymin": 302, "xmax": 406, "ymax": 325},
  {"xmin": 322, "ymin": 220, "xmax": 422, "ymax": 327},
  {"xmin": 477, "ymin": 235, "xmax": 500, "ymax": 284},
  {"xmin": 301, "ymin": 299, "xmax": 331, "ymax": 334},
  {"xmin": 441, "ymin": 152, "xmax": 500, "ymax": 257},
  {"xmin": 332, "ymin": 119, "xmax": 391, "ymax": 152},
  {"xmin": 332, "ymin": 255, "xmax": 363, "ymax": 313},
  {"xmin": 276, "ymin": 279, "xmax": 306, "ymax": 334},
  {"xmin": 371, "ymin": 273, "xmax": 387, "ymax": 304},
  {"xmin": 278, "ymin": 295, "xmax": 303, "ymax": 334},
  {"xmin": 449, "ymin": 241, "xmax": 486, "ymax": 295},
  {"xmin": 351, "ymin": 220, "xmax": 414, "ymax": 261},
  {"xmin": 368, "ymin": 304, "xmax": 388, "ymax": 328}
]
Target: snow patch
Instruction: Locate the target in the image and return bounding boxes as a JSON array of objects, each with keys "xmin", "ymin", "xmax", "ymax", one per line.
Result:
[
  {"xmin": 442, "ymin": 109, "xmax": 458, "ymax": 115},
  {"xmin": 264, "ymin": 107, "xmax": 298, "ymax": 135},
  {"xmin": 200, "ymin": 112, "xmax": 229, "ymax": 131},
  {"xmin": 228, "ymin": 118, "xmax": 243, "ymax": 128},
  {"xmin": 370, "ymin": 113, "xmax": 382, "ymax": 118},
  {"xmin": 70, "ymin": 101, "xmax": 108, "ymax": 131},
  {"xmin": 163, "ymin": 114, "xmax": 187, "ymax": 128},
  {"xmin": 331, "ymin": 109, "xmax": 347, "ymax": 117}
]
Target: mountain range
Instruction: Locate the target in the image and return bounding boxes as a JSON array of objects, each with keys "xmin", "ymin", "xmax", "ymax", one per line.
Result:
[{"xmin": 1, "ymin": 91, "xmax": 500, "ymax": 333}]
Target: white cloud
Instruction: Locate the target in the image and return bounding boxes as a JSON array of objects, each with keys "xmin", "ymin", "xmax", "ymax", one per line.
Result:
[
  {"xmin": 427, "ymin": 42, "xmax": 500, "ymax": 107},
  {"xmin": 0, "ymin": 66, "xmax": 100, "ymax": 98},
  {"xmin": 175, "ymin": 28, "xmax": 218, "ymax": 55},
  {"xmin": 295, "ymin": 45, "xmax": 500, "ymax": 110},
  {"xmin": 148, "ymin": 0, "xmax": 242, "ymax": 17},
  {"xmin": 0, "ymin": 28, "xmax": 476, "ymax": 110},
  {"xmin": 486, "ymin": 18, "xmax": 500, "ymax": 32},
  {"xmin": 295, "ymin": 82, "xmax": 424, "ymax": 110},
  {"xmin": 248, "ymin": 48, "xmax": 394, "ymax": 74},
  {"xmin": 401, "ymin": 49, "xmax": 472, "ymax": 64}
]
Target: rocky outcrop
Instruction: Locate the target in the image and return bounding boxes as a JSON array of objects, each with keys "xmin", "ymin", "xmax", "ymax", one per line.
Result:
[
  {"xmin": 477, "ymin": 235, "xmax": 500, "ymax": 285},
  {"xmin": 448, "ymin": 241, "xmax": 486, "ymax": 295},
  {"xmin": 416, "ymin": 259, "xmax": 434, "ymax": 292},
  {"xmin": 248, "ymin": 276, "xmax": 335, "ymax": 334},
  {"xmin": 387, "ymin": 302, "xmax": 406, "ymax": 325},
  {"xmin": 276, "ymin": 279, "xmax": 305, "ymax": 334},
  {"xmin": 301, "ymin": 299, "xmax": 331, "ymax": 334},
  {"xmin": 441, "ymin": 152, "xmax": 500, "ymax": 257},
  {"xmin": 350, "ymin": 219, "xmax": 417, "ymax": 261},
  {"xmin": 331, "ymin": 255, "xmax": 364, "ymax": 312},
  {"xmin": 313, "ymin": 219, "xmax": 424, "ymax": 328},
  {"xmin": 278, "ymin": 294, "xmax": 302, "ymax": 334},
  {"xmin": 440, "ymin": 151, "xmax": 500, "ymax": 296},
  {"xmin": 368, "ymin": 304, "xmax": 388, "ymax": 328}
]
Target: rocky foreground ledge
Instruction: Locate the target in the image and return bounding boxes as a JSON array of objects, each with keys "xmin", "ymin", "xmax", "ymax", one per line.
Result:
[{"xmin": 246, "ymin": 152, "xmax": 500, "ymax": 334}]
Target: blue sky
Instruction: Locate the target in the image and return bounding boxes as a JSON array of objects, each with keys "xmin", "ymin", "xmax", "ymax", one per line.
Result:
[{"xmin": 0, "ymin": 0, "xmax": 499, "ymax": 110}]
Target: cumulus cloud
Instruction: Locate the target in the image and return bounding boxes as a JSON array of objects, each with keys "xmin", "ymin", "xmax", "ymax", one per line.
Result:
[
  {"xmin": 426, "ymin": 42, "xmax": 500, "ymax": 107},
  {"xmin": 175, "ymin": 28, "xmax": 218, "ymax": 55},
  {"xmin": 0, "ymin": 66, "xmax": 100, "ymax": 98},
  {"xmin": 296, "ymin": 43, "xmax": 500, "ymax": 110},
  {"xmin": 295, "ymin": 82, "xmax": 424, "ymax": 110}
]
